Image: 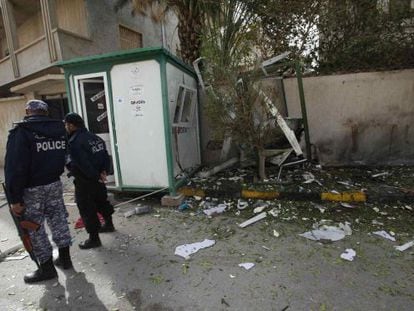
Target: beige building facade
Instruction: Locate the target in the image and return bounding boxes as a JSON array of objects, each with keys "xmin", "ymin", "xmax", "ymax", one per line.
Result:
[{"xmin": 0, "ymin": 0, "xmax": 179, "ymax": 166}]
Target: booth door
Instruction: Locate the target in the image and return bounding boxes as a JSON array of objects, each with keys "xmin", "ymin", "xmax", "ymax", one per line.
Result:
[{"xmin": 78, "ymin": 78, "xmax": 115, "ymax": 183}]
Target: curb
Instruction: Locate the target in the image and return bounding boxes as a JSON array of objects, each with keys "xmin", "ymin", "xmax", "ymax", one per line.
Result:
[{"xmin": 179, "ymin": 186, "xmax": 413, "ymax": 203}]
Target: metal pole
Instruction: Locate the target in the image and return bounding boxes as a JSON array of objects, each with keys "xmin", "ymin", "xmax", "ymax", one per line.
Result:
[{"xmin": 295, "ymin": 62, "xmax": 312, "ymax": 160}]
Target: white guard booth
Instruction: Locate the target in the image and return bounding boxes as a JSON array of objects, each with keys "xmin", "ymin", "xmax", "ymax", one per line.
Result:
[{"xmin": 59, "ymin": 47, "xmax": 201, "ymax": 194}]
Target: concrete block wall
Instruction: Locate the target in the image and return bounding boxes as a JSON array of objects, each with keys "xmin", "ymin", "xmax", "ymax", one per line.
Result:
[{"xmin": 284, "ymin": 69, "xmax": 414, "ymax": 166}]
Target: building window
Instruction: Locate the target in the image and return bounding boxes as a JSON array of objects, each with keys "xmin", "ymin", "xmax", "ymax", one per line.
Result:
[
  {"xmin": 10, "ymin": 0, "xmax": 44, "ymax": 48},
  {"xmin": 119, "ymin": 25, "xmax": 143, "ymax": 50},
  {"xmin": 0, "ymin": 10, "xmax": 7, "ymax": 59},
  {"xmin": 173, "ymin": 85, "xmax": 196, "ymax": 126},
  {"xmin": 56, "ymin": 0, "xmax": 88, "ymax": 37}
]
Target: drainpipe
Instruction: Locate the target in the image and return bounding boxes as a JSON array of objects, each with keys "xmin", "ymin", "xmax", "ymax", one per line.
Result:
[{"xmin": 161, "ymin": 20, "xmax": 166, "ymax": 49}]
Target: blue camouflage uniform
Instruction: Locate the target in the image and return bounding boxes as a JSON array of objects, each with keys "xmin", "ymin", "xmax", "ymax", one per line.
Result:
[{"xmin": 5, "ymin": 105, "xmax": 72, "ymax": 264}]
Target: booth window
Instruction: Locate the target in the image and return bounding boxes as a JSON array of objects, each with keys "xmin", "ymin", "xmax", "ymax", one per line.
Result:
[
  {"xmin": 119, "ymin": 25, "xmax": 143, "ymax": 50},
  {"xmin": 173, "ymin": 85, "xmax": 195, "ymax": 126}
]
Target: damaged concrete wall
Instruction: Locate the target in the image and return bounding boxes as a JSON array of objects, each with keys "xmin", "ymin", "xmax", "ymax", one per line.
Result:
[
  {"xmin": 284, "ymin": 69, "xmax": 414, "ymax": 166},
  {"xmin": 0, "ymin": 97, "xmax": 26, "ymax": 167}
]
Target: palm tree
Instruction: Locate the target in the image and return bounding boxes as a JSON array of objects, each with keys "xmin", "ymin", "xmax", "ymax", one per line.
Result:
[{"xmin": 115, "ymin": 0, "xmax": 210, "ymax": 64}]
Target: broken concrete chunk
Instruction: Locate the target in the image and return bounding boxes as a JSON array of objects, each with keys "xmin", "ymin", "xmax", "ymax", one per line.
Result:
[
  {"xmin": 239, "ymin": 212, "xmax": 267, "ymax": 228},
  {"xmin": 372, "ymin": 230, "xmax": 396, "ymax": 242},
  {"xmin": 340, "ymin": 249, "xmax": 356, "ymax": 261},
  {"xmin": 273, "ymin": 230, "xmax": 280, "ymax": 238},
  {"xmin": 174, "ymin": 239, "xmax": 216, "ymax": 259},
  {"xmin": 395, "ymin": 241, "xmax": 414, "ymax": 252}
]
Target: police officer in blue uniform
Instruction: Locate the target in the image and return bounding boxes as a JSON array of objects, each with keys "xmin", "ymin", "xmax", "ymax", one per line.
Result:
[
  {"xmin": 4, "ymin": 100, "xmax": 73, "ymax": 283},
  {"xmin": 64, "ymin": 112, "xmax": 115, "ymax": 249}
]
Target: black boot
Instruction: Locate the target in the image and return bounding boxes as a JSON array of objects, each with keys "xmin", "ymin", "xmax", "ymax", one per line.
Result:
[
  {"xmin": 100, "ymin": 216, "xmax": 115, "ymax": 233},
  {"xmin": 79, "ymin": 233, "xmax": 102, "ymax": 249},
  {"xmin": 54, "ymin": 246, "xmax": 73, "ymax": 269},
  {"xmin": 24, "ymin": 257, "xmax": 57, "ymax": 284}
]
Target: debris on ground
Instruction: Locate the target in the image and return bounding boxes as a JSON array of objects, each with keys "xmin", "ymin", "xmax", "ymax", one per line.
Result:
[
  {"xmin": 174, "ymin": 239, "xmax": 216, "ymax": 259},
  {"xmin": 239, "ymin": 212, "xmax": 267, "ymax": 228},
  {"xmin": 268, "ymin": 207, "xmax": 280, "ymax": 217},
  {"xmin": 203, "ymin": 204, "xmax": 226, "ymax": 216},
  {"xmin": 311, "ymin": 203, "xmax": 327, "ymax": 214},
  {"xmin": 122, "ymin": 205, "xmax": 152, "ymax": 218},
  {"xmin": 237, "ymin": 199, "xmax": 249, "ymax": 210},
  {"xmin": 253, "ymin": 202, "xmax": 268, "ymax": 214},
  {"xmin": 340, "ymin": 249, "xmax": 356, "ymax": 261},
  {"xmin": 178, "ymin": 202, "xmax": 192, "ymax": 211},
  {"xmin": 372, "ymin": 172, "xmax": 389, "ymax": 178},
  {"xmin": 302, "ymin": 172, "xmax": 322, "ymax": 186},
  {"xmin": 299, "ymin": 222, "xmax": 352, "ymax": 241},
  {"xmin": 135, "ymin": 204, "xmax": 152, "ymax": 215},
  {"xmin": 372, "ymin": 230, "xmax": 396, "ymax": 242},
  {"xmin": 340, "ymin": 203, "xmax": 355, "ymax": 209},
  {"xmin": 238, "ymin": 262, "xmax": 255, "ymax": 270},
  {"xmin": 4, "ymin": 254, "xmax": 28, "ymax": 261},
  {"xmin": 221, "ymin": 298, "xmax": 230, "ymax": 307},
  {"xmin": 394, "ymin": 241, "xmax": 414, "ymax": 252},
  {"xmin": 273, "ymin": 230, "xmax": 280, "ymax": 237}
]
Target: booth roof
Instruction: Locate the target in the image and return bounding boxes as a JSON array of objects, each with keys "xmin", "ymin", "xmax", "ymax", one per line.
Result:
[{"xmin": 57, "ymin": 46, "xmax": 194, "ymax": 73}]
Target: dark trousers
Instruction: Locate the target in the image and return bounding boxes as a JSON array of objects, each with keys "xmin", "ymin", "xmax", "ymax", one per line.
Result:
[{"xmin": 74, "ymin": 178, "xmax": 114, "ymax": 234}]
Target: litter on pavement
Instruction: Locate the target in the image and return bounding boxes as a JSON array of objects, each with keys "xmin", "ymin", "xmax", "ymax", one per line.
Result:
[
  {"xmin": 394, "ymin": 241, "xmax": 414, "ymax": 252},
  {"xmin": 174, "ymin": 239, "xmax": 216, "ymax": 259},
  {"xmin": 237, "ymin": 199, "xmax": 249, "ymax": 210},
  {"xmin": 4, "ymin": 254, "xmax": 28, "ymax": 261},
  {"xmin": 340, "ymin": 249, "xmax": 356, "ymax": 261},
  {"xmin": 372, "ymin": 230, "xmax": 396, "ymax": 242},
  {"xmin": 299, "ymin": 222, "xmax": 352, "ymax": 241},
  {"xmin": 239, "ymin": 212, "xmax": 267, "ymax": 228},
  {"xmin": 238, "ymin": 263, "xmax": 255, "ymax": 270},
  {"xmin": 203, "ymin": 204, "xmax": 226, "ymax": 216},
  {"xmin": 340, "ymin": 203, "xmax": 355, "ymax": 209},
  {"xmin": 372, "ymin": 172, "xmax": 389, "ymax": 178},
  {"xmin": 253, "ymin": 203, "xmax": 268, "ymax": 214}
]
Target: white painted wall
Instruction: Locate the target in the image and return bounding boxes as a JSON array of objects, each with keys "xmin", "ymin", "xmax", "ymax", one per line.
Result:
[
  {"xmin": 284, "ymin": 69, "xmax": 414, "ymax": 165},
  {"xmin": 166, "ymin": 62, "xmax": 201, "ymax": 176},
  {"xmin": 110, "ymin": 60, "xmax": 169, "ymax": 187}
]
